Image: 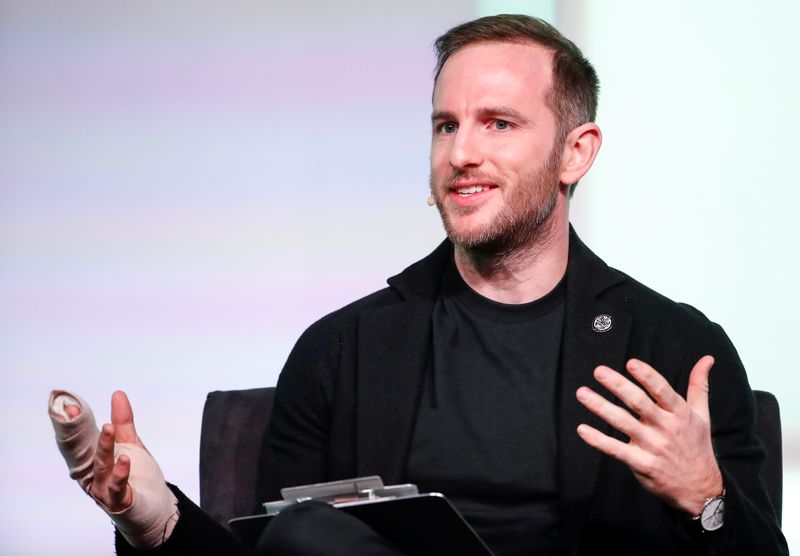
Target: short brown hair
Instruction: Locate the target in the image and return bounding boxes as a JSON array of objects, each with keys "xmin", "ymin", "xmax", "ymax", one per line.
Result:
[{"xmin": 433, "ymin": 14, "xmax": 599, "ymax": 146}]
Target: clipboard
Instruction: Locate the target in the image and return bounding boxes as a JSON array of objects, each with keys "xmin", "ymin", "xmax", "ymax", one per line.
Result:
[{"xmin": 229, "ymin": 490, "xmax": 493, "ymax": 555}]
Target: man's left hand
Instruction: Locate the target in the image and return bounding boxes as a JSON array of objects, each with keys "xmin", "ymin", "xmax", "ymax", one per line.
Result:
[{"xmin": 575, "ymin": 356, "xmax": 723, "ymax": 516}]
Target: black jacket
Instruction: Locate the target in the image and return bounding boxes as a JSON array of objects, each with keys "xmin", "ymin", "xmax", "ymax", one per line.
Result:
[{"xmin": 118, "ymin": 229, "xmax": 787, "ymax": 555}]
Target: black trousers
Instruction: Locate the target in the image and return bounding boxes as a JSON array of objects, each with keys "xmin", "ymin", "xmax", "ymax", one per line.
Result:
[{"xmin": 256, "ymin": 501, "xmax": 408, "ymax": 556}]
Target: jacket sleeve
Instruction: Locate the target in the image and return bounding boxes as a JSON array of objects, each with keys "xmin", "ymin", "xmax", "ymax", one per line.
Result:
[
  {"xmin": 257, "ymin": 316, "xmax": 341, "ymax": 503},
  {"xmin": 700, "ymin": 322, "xmax": 787, "ymax": 555},
  {"xmin": 114, "ymin": 484, "xmax": 252, "ymax": 556}
]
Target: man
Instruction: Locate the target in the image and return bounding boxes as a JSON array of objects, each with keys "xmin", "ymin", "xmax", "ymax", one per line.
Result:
[{"xmin": 51, "ymin": 14, "xmax": 787, "ymax": 555}]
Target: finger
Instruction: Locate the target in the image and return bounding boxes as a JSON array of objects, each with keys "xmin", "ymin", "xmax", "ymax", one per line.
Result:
[
  {"xmin": 593, "ymin": 365, "xmax": 660, "ymax": 422},
  {"xmin": 686, "ymin": 355, "xmax": 715, "ymax": 424},
  {"xmin": 576, "ymin": 386, "xmax": 646, "ymax": 440},
  {"xmin": 626, "ymin": 359, "xmax": 684, "ymax": 412},
  {"xmin": 64, "ymin": 403, "xmax": 81, "ymax": 419},
  {"xmin": 106, "ymin": 454, "xmax": 133, "ymax": 510},
  {"xmin": 92, "ymin": 423, "xmax": 116, "ymax": 484},
  {"xmin": 110, "ymin": 390, "xmax": 139, "ymax": 444},
  {"xmin": 576, "ymin": 423, "xmax": 641, "ymax": 467}
]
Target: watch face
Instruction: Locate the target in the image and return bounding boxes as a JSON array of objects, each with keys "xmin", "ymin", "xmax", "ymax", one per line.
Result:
[{"xmin": 700, "ymin": 496, "xmax": 725, "ymax": 531}]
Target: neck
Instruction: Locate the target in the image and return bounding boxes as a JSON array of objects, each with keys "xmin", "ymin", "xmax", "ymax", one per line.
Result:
[{"xmin": 454, "ymin": 215, "xmax": 569, "ymax": 304}]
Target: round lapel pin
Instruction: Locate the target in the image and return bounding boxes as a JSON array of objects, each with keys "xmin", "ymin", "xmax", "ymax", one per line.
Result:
[{"xmin": 592, "ymin": 314, "xmax": 613, "ymax": 333}]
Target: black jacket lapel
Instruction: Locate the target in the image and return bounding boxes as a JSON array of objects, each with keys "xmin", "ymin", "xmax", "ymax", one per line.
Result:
[
  {"xmin": 558, "ymin": 228, "xmax": 632, "ymax": 555},
  {"xmin": 355, "ymin": 242, "xmax": 450, "ymax": 483}
]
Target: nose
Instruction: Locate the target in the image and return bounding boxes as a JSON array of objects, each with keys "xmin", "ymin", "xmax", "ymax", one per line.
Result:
[{"xmin": 448, "ymin": 128, "xmax": 482, "ymax": 170}]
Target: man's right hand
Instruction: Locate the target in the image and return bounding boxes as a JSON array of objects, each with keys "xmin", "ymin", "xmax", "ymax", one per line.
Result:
[{"xmin": 51, "ymin": 389, "xmax": 180, "ymax": 549}]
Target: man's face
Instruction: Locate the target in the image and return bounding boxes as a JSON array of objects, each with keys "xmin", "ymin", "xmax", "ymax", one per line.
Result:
[{"xmin": 430, "ymin": 41, "xmax": 563, "ymax": 252}]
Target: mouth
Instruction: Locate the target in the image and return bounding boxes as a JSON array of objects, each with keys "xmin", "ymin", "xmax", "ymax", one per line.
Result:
[
  {"xmin": 453, "ymin": 183, "xmax": 495, "ymax": 196},
  {"xmin": 446, "ymin": 181, "xmax": 498, "ymax": 206}
]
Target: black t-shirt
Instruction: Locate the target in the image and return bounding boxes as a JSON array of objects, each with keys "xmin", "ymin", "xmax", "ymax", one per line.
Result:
[{"xmin": 407, "ymin": 255, "xmax": 566, "ymax": 556}]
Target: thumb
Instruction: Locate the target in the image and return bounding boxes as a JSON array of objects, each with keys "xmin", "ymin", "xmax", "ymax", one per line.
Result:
[
  {"xmin": 111, "ymin": 390, "xmax": 142, "ymax": 446},
  {"xmin": 686, "ymin": 355, "xmax": 714, "ymax": 423}
]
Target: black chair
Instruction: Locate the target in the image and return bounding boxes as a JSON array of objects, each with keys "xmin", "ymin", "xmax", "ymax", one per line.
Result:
[
  {"xmin": 199, "ymin": 387, "xmax": 276, "ymax": 529},
  {"xmin": 199, "ymin": 387, "xmax": 782, "ymax": 528}
]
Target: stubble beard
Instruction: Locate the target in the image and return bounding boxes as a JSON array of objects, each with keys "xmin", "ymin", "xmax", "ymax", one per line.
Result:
[{"xmin": 430, "ymin": 147, "xmax": 562, "ymax": 269}]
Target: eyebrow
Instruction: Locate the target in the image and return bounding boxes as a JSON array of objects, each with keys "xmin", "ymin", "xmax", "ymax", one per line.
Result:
[
  {"xmin": 431, "ymin": 106, "xmax": 529, "ymax": 124},
  {"xmin": 431, "ymin": 110, "xmax": 456, "ymax": 124}
]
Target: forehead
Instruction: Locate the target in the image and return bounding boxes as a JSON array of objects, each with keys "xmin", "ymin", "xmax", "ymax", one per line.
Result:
[{"xmin": 433, "ymin": 41, "xmax": 554, "ymax": 110}]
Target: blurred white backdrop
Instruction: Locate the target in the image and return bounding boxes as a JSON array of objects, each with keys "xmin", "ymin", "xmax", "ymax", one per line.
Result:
[{"xmin": 1, "ymin": 1, "xmax": 796, "ymax": 554}]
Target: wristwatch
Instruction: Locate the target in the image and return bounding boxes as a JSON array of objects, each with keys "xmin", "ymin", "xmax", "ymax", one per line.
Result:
[{"xmin": 694, "ymin": 489, "xmax": 726, "ymax": 532}]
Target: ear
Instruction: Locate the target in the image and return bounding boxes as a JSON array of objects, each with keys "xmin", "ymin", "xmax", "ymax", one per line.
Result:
[{"xmin": 558, "ymin": 122, "xmax": 602, "ymax": 186}]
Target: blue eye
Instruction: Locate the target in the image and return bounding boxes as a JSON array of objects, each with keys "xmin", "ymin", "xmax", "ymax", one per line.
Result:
[
  {"xmin": 494, "ymin": 120, "xmax": 510, "ymax": 130},
  {"xmin": 439, "ymin": 122, "xmax": 457, "ymax": 134}
]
